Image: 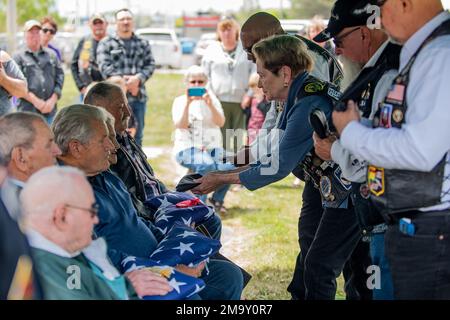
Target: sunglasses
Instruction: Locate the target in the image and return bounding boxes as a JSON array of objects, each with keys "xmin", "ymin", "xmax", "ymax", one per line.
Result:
[
  {"xmin": 42, "ymin": 28, "xmax": 56, "ymax": 35},
  {"xmin": 65, "ymin": 203, "xmax": 99, "ymax": 218},
  {"xmin": 333, "ymin": 27, "xmax": 361, "ymax": 48},
  {"xmin": 189, "ymin": 80, "xmax": 205, "ymax": 85}
]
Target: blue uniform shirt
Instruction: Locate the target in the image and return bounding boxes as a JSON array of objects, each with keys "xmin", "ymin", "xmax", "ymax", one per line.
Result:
[{"xmin": 239, "ymin": 72, "xmax": 333, "ymax": 191}]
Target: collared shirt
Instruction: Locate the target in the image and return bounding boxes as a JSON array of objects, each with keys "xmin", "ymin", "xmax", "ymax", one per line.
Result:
[
  {"xmin": 0, "ymin": 177, "xmax": 26, "ymax": 221},
  {"xmin": 202, "ymin": 41, "xmax": 255, "ymax": 103},
  {"xmin": 0, "ymin": 51, "xmax": 26, "ymax": 115},
  {"xmin": 121, "ymin": 134, "xmax": 164, "ymax": 199},
  {"xmin": 26, "ymin": 228, "xmax": 80, "ymax": 258},
  {"xmin": 239, "ymin": 72, "xmax": 334, "ymax": 191},
  {"xmin": 341, "ymin": 11, "xmax": 450, "ymax": 211},
  {"xmin": 331, "ymin": 41, "xmax": 399, "ymax": 182},
  {"xmin": 97, "ymin": 33, "xmax": 156, "ymax": 104},
  {"xmin": 13, "ymin": 46, "xmax": 64, "ymax": 115}
]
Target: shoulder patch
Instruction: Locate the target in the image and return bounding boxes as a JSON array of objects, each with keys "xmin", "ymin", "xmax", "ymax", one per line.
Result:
[
  {"xmin": 327, "ymin": 87, "xmax": 342, "ymax": 101},
  {"xmin": 304, "ymin": 81, "xmax": 326, "ymax": 93}
]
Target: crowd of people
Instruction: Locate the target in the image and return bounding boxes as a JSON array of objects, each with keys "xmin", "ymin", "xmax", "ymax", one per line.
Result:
[{"xmin": 1, "ymin": 0, "xmax": 450, "ymax": 300}]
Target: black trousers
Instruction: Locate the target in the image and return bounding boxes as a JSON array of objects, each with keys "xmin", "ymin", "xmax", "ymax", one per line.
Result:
[
  {"xmin": 288, "ymin": 180, "xmax": 370, "ymax": 300},
  {"xmin": 385, "ymin": 211, "xmax": 450, "ymax": 299}
]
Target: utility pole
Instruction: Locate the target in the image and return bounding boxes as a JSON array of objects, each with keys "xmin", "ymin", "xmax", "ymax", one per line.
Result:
[{"xmin": 6, "ymin": 0, "xmax": 17, "ymax": 53}]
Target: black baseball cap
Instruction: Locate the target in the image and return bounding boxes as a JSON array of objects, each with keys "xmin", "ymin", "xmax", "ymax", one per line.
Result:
[
  {"xmin": 313, "ymin": 0, "xmax": 373, "ymax": 43},
  {"xmin": 352, "ymin": 0, "xmax": 384, "ymax": 16}
]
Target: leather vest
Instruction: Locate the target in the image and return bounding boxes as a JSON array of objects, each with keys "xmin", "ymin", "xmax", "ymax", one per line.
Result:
[{"xmin": 368, "ymin": 19, "xmax": 450, "ymax": 218}]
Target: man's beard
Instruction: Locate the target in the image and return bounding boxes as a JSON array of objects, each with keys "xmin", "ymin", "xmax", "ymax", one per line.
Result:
[{"xmin": 338, "ymin": 55, "xmax": 363, "ymax": 91}]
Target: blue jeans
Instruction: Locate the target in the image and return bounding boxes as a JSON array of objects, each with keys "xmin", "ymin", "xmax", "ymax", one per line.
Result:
[
  {"xmin": 385, "ymin": 212, "xmax": 450, "ymax": 299},
  {"xmin": 199, "ymin": 258, "xmax": 243, "ymax": 300},
  {"xmin": 176, "ymin": 147, "xmax": 234, "ymax": 204},
  {"xmin": 370, "ymin": 232, "xmax": 394, "ymax": 300},
  {"xmin": 44, "ymin": 111, "xmax": 56, "ymax": 126},
  {"xmin": 130, "ymin": 100, "xmax": 147, "ymax": 147}
]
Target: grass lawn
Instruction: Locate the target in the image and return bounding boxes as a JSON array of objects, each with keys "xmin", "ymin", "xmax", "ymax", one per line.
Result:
[{"xmin": 61, "ymin": 72, "xmax": 345, "ymax": 300}]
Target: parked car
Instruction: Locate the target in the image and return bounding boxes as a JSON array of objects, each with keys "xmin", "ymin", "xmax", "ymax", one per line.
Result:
[
  {"xmin": 180, "ymin": 37, "xmax": 197, "ymax": 55},
  {"xmin": 194, "ymin": 32, "xmax": 217, "ymax": 65},
  {"xmin": 136, "ymin": 28, "xmax": 182, "ymax": 69},
  {"xmin": 280, "ymin": 19, "xmax": 311, "ymax": 36}
]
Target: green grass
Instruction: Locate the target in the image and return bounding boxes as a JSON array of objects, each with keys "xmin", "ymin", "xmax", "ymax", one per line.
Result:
[
  {"xmin": 59, "ymin": 72, "xmax": 185, "ymax": 147},
  {"xmin": 61, "ymin": 72, "xmax": 346, "ymax": 300}
]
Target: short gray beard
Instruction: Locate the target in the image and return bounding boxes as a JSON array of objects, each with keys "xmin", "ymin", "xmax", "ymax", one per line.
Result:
[{"xmin": 338, "ymin": 55, "xmax": 363, "ymax": 91}]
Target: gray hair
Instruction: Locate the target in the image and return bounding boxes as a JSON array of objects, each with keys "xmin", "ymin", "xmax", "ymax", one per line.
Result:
[
  {"xmin": 0, "ymin": 112, "xmax": 46, "ymax": 165},
  {"xmin": 184, "ymin": 65, "xmax": 208, "ymax": 84},
  {"xmin": 51, "ymin": 104, "xmax": 107, "ymax": 155},
  {"xmin": 101, "ymin": 108, "xmax": 115, "ymax": 132},
  {"xmin": 21, "ymin": 166, "xmax": 87, "ymax": 218}
]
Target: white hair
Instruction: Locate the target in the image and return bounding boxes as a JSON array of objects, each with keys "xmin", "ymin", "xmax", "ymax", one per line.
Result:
[
  {"xmin": 20, "ymin": 166, "xmax": 88, "ymax": 220},
  {"xmin": 184, "ymin": 65, "xmax": 208, "ymax": 83}
]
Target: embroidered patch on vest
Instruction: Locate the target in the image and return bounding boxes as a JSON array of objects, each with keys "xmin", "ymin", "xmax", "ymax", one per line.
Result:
[{"xmin": 368, "ymin": 166, "xmax": 385, "ymax": 197}]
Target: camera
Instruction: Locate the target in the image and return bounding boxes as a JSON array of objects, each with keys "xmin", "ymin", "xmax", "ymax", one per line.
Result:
[{"xmin": 188, "ymin": 87, "xmax": 206, "ymax": 97}]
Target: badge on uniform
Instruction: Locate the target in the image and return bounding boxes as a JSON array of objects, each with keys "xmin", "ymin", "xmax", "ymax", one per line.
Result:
[
  {"xmin": 379, "ymin": 103, "xmax": 393, "ymax": 128},
  {"xmin": 305, "ymin": 81, "xmax": 325, "ymax": 93},
  {"xmin": 359, "ymin": 183, "xmax": 370, "ymax": 199},
  {"xmin": 367, "ymin": 166, "xmax": 385, "ymax": 196},
  {"xmin": 320, "ymin": 176, "xmax": 334, "ymax": 201},
  {"xmin": 386, "ymin": 84, "xmax": 406, "ymax": 103},
  {"xmin": 392, "ymin": 108, "xmax": 404, "ymax": 124}
]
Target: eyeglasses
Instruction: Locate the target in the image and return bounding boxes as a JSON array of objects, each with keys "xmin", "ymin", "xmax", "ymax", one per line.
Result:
[
  {"xmin": 42, "ymin": 28, "xmax": 56, "ymax": 35},
  {"xmin": 65, "ymin": 203, "xmax": 99, "ymax": 218},
  {"xmin": 189, "ymin": 80, "xmax": 205, "ymax": 85},
  {"xmin": 333, "ymin": 27, "xmax": 361, "ymax": 48}
]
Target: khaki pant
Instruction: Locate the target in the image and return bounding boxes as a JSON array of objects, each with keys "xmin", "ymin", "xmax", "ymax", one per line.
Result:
[{"xmin": 220, "ymin": 101, "xmax": 247, "ymax": 153}]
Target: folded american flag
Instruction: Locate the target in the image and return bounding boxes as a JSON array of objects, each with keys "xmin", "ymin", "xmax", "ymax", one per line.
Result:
[
  {"xmin": 122, "ymin": 256, "xmax": 205, "ymax": 300},
  {"xmin": 150, "ymin": 222, "xmax": 221, "ymax": 267},
  {"xmin": 153, "ymin": 200, "xmax": 215, "ymax": 235},
  {"xmin": 145, "ymin": 192, "xmax": 198, "ymax": 214}
]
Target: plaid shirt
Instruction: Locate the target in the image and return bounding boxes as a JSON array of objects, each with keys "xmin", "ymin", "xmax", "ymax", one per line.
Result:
[{"xmin": 97, "ymin": 33, "xmax": 155, "ymax": 103}]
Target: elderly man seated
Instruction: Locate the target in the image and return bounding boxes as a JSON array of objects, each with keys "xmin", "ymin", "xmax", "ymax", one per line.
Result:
[
  {"xmin": 21, "ymin": 166, "xmax": 166, "ymax": 299},
  {"xmin": 51, "ymin": 105, "xmax": 243, "ymax": 300},
  {"xmin": 83, "ymin": 82, "xmax": 222, "ymax": 240},
  {"xmin": 0, "ymin": 112, "xmax": 61, "ymax": 221}
]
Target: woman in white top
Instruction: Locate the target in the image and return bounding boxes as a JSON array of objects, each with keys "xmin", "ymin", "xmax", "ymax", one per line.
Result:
[
  {"xmin": 172, "ymin": 65, "xmax": 234, "ymax": 211},
  {"xmin": 201, "ymin": 17, "xmax": 255, "ymax": 153}
]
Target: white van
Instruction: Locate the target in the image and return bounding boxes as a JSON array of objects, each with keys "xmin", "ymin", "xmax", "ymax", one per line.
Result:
[{"xmin": 136, "ymin": 28, "xmax": 182, "ymax": 69}]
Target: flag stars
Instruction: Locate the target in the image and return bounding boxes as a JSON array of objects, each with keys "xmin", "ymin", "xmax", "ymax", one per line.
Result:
[{"xmin": 173, "ymin": 242, "xmax": 195, "ymax": 255}]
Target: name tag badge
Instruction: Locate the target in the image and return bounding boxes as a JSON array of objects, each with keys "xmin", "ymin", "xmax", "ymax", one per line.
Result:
[{"xmin": 367, "ymin": 166, "xmax": 385, "ymax": 197}]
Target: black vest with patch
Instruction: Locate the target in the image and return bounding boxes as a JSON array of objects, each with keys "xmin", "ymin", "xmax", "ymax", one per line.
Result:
[{"xmin": 368, "ymin": 19, "xmax": 450, "ymax": 219}]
